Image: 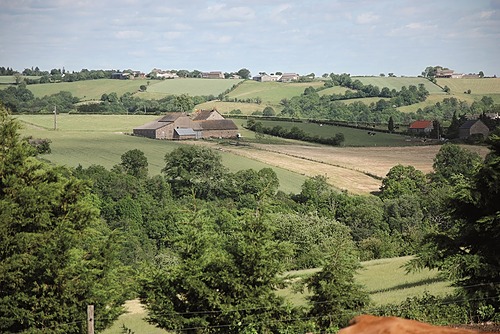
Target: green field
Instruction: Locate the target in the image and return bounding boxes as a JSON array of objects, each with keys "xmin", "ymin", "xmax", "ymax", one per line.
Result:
[
  {"xmin": 278, "ymin": 256, "xmax": 453, "ymax": 307},
  {"xmin": 0, "ymin": 75, "xmax": 42, "ymax": 85},
  {"xmin": 437, "ymin": 78, "xmax": 500, "ymax": 104},
  {"xmin": 22, "ymin": 78, "xmax": 243, "ymax": 101},
  {"xmin": 139, "ymin": 78, "xmax": 243, "ymax": 99},
  {"xmin": 26, "ymin": 79, "xmax": 152, "ymax": 100},
  {"xmin": 252, "ymin": 119, "xmax": 424, "ymax": 147},
  {"xmin": 15, "ymin": 114, "xmax": 306, "ymax": 194},
  {"xmin": 227, "ymin": 80, "xmax": 325, "ymax": 105},
  {"xmin": 196, "ymin": 101, "xmax": 271, "ymax": 115},
  {"xmin": 101, "ymin": 256, "xmax": 453, "ymax": 334},
  {"xmin": 318, "ymin": 86, "xmax": 354, "ymax": 96}
]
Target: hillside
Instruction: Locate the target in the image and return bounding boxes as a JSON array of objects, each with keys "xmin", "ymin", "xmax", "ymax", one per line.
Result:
[
  {"xmin": 15, "ymin": 78, "xmax": 243, "ymax": 101},
  {"xmin": 226, "ymin": 80, "xmax": 325, "ymax": 105},
  {"xmin": 437, "ymin": 77, "xmax": 500, "ymax": 104}
]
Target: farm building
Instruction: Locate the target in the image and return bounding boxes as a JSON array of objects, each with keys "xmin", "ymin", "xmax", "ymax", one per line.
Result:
[
  {"xmin": 279, "ymin": 73, "xmax": 299, "ymax": 82},
  {"xmin": 408, "ymin": 120, "xmax": 433, "ymax": 135},
  {"xmin": 133, "ymin": 109, "xmax": 238, "ymax": 140},
  {"xmin": 201, "ymin": 71, "xmax": 224, "ymax": 79},
  {"xmin": 459, "ymin": 119, "xmax": 490, "ymax": 139},
  {"xmin": 253, "ymin": 74, "xmax": 280, "ymax": 82}
]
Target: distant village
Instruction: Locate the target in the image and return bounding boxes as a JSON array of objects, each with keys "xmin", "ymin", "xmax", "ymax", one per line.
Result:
[{"xmin": 111, "ymin": 68, "xmax": 302, "ymax": 82}]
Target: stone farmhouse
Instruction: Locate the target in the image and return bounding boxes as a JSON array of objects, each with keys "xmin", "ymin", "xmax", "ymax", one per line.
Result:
[
  {"xmin": 252, "ymin": 73, "xmax": 300, "ymax": 82},
  {"xmin": 408, "ymin": 120, "xmax": 433, "ymax": 135},
  {"xmin": 201, "ymin": 71, "xmax": 225, "ymax": 79},
  {"xmin": 459, "ymin": 119, "xmax": 490, "ymax": 139},
  {"xmin": 132, "ymin": 109, "xmax": 238, "ymax": 140}
]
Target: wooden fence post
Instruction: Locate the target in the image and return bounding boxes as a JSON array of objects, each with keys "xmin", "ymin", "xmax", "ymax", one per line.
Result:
[{"xmin": 87, "ymin": 304, "xmax": 94, "ymax": 334}]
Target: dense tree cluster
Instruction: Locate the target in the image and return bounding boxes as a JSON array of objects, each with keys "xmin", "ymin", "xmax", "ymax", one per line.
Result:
[
  {"xmin": 0, "ymin": 105, "xmax": 130, "ymax": 333},
  {"xmin": 0, "ymin": 83, "xmax": 78, "ymax": 113},
  {"xmin": 279, "ymin": 84, "xmax": 428, "ymax": 124}
]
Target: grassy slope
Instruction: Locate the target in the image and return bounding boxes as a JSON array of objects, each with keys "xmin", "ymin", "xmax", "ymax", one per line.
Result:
[
  {"xmin": 139, "ymin": 78, "xmax": 243, "ymax": 99},
  {"xmin": 15, "ymin": 114, "xmax": 306, "ymax": 194},
  {"xmin": 279, "ymin": 256, "xmax": 453, "ymax": 307},
  {"xmin": 196, "ymin": 101, "xmax": 268, "ymax": 115},
  {"xmin": 252, "ymin": 119, "xmax": 424, "ymax": 147},
  {"xmin": 437, "ymin": 78, "xmax": 500, "ymax": 104},
  {"xmin": 23, "ymin": 78, "xmax": 243, "ymax": 101},
  {"xmin": 227, "ymin": 80, "xmax": 325, "ymax": 105}
]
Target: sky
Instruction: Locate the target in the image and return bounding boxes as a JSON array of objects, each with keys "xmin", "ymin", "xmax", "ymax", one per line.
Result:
[{"xmin": 0, "ymin": 0, "xmax": 499, "ymax": 77}]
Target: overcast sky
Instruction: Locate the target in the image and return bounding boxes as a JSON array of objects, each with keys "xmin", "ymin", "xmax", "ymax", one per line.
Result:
[{"xmin": 1, "ymin": 0, "xmax": 499, "ymax": 77}]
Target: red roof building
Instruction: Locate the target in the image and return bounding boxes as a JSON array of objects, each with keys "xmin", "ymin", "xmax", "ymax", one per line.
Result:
[{"xmin": 409, "ymin": 120, "xmax": 433, "ymax": 134}]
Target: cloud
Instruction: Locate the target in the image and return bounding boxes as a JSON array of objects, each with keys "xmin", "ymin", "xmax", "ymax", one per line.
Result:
[
  {"xmin": 198, "ymin": 4, "xmax": 255, "ymax": 21},
  {"xmin": 114, "ymin": 30, "xmax": 144, "ymax": 39},
  {"xmin": 404, "ymin": 22, "xmax": 436, "ymax": 30},
  {"xmin": 480, "ymin": 10, "xmax": 495, "ymax": 18},
  {"xmin": 356, "ymin": 12, "xmax": 379, "ymax": 24}
]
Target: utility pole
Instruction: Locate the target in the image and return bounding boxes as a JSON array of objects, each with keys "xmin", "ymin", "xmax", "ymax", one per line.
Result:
[
  {"xmin": 87, "ymin": 305, "xmax": 94, "ymax": 334},
  {"xmin": 53, "ymin": 105, "xmax": 57, "ymax": 130}
]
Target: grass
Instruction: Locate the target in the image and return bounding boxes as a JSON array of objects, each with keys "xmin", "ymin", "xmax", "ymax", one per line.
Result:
[
  {"xmin": 101, "ymin": 300, "xmax": 168, "ymax": 334},
  {"xmin": 278, "ymin": 256, "xmax": 454, "ymax": 307},
  {"xmin": 251, "ymin": 119, "xmax": 427, "ymax": 147},
  {"xmin": 227, "ymin": 80, "xmax": 325, "ymax": 105},
  {"xmin": 15, "ymin": 114, "xmax": 306, "ymax": 194},
  {"xmin": 0, "ymin": 75, "xmax": 41, "ymax": 85},
  {"xmin": 437, "ymin": 78, "xmax": 500, "ymax": 104},
  {"xmin": 139, "ymin": 78, "xmax": 243, "ymax": 99},
  {"xmin": 23, "ymin": 78, "xmax": 243, "ymax": 101},
  {"xmin": 27, "ymin": 79, "xmax": 153, "ymax": 100},
  {"xmin": 195, "ymin": 101, "xmax": 270, "ymax": 115}
]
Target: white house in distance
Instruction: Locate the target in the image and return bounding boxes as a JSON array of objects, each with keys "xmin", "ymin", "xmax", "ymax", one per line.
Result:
[{"xmin": 252, "ymin": 73, "xmax": 300, "ymax": 82}]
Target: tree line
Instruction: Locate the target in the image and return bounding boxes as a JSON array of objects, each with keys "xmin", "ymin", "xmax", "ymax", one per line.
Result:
[{"xmin": 2, "ymin": 100, "xmax": 499, "ymax": 332}]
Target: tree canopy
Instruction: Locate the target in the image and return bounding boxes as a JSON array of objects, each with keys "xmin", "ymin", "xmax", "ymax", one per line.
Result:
[{"xmin": 0, "ymin": 105, "xmax": 129, "ymax": 333}]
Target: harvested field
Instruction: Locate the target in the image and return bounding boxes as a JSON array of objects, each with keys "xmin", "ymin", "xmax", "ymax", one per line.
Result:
[{"xmin": 190, "ymin": 141, "xmax": 490, "ymax": 194}]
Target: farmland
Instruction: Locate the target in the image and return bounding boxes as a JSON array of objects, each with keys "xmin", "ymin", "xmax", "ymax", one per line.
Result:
[
  {"xmin": 226, "ymin": 80, "xmax": 325, "ymax": 105},
  {"xmin": 15, "ymin": 114, "xmax": 307, "ymax": 194},
  {"xmin": 437, "ymin": 77, "xmax": 500, "ymax": 104},
  {"xmin": 15, "ymin": 114, "xmax": 490, "ymax": 195},
  {"xmin": 20, "ymin": 78, "xmax": 243, "ymax": 101},
  {"xmin": 5, "ymin": 75, "xmax": 500, "ymax": 117}
]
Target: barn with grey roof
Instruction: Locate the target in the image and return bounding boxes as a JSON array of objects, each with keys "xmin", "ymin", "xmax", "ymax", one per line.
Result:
[{"xmin": 132, "ymin": 109, "xmax": 239, "ymax": 140}]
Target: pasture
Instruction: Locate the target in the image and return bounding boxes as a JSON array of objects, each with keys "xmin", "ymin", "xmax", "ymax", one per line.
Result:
[
  {"xmin": 279, "ymin": 256, "xmax": 453, "ymax": 307},
  {"xmin": 248, "ymin": 119, "xmax": 422, "ymax": 147},
  {"xmin": 139, "ymin": 78, "xmax": 243, "ymax": 99},
  {"xmin": 227, "ymin": 80, "xmax": 325, "ymax": 105},
  {"xmin": 196, "ymin": 101, "xmax": 269, "ymax": 115},
  {"xmin": 0, "ymin": 75, "xmax": 42, "ymax": 85},
  {"xmin": 22, "ymin": 78, "xmax": 243, "ymax": 101},
  {"xmin": 14, "ymin": 114, "xmax": 490, "ymax": 194},
  {"xmin": 101, "ymin": 256, "xmax": 453, "ymax": 334},
  {"xmin": 437, "ymin": 78, "xmax": 500, "ymax": 104},
  {"xmin": 15, "ymin": 114, "xmax": 307, "ymax": 194},
  {"xmin": 26, "ymin": 79, "xmax": 152, "ymax": 100}
]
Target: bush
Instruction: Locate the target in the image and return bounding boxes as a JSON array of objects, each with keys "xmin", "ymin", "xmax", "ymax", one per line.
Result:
[{"xmin": 374, "ymin": 293, "xmax": 471, "ymax": 326}]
